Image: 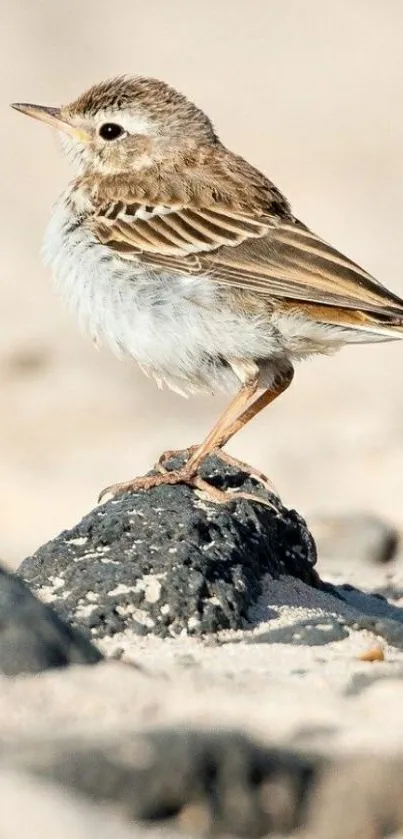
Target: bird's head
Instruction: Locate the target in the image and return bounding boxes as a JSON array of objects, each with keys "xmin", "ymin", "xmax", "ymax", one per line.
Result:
[{"xmin": 11, "ymin": 75, "xmax": 218, "ymax": 174}]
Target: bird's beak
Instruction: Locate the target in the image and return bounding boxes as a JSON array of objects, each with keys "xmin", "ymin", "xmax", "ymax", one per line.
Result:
[{"xmin": 10, "ymin": 102, "xmax": 90, "ymax": 142}]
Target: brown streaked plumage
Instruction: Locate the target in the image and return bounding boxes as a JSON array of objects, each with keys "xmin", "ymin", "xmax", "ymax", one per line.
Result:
[
  {"xmin": 83, "ymin": 150, "xmax": 403, "ymax": 322},
  {"xmin": 11, "ymin": 76, "xmax": 403, "ymax": 504}
]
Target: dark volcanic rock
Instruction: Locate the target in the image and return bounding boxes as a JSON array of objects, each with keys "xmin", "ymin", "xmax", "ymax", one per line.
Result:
[
  {"xmin": 0, "ymin": 564, "xmax": 102, "ymax": 675},
  {"xmin": 6, "ymin": 728, "xmax": 319, "ymax": 837},
  {"xmin": 18, "ymin": 455, "xmax": 318, "ymax": 639},
  {"xmin": 4, "ymin": 726, "xmax": 403, "ymax": 838}
]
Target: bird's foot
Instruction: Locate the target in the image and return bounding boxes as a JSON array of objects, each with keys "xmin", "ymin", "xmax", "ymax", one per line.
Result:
[
  {"xmin": 98, "ymin": 459, "xmax": 275, "ymax": 508},
  {"xmin": 209, "ymin": 449, "xmax": 279, "ymax": 496},
  {"xmin": 156, "ymin": 446, "xmax": 278, "ymax": 496},
  {"xmin": 98, "ymin": 469, "xmax": 189, "ymax": 503},
  {"xmin": 155, "ymin": 445, "xmax": 199, "ymax": 471}
]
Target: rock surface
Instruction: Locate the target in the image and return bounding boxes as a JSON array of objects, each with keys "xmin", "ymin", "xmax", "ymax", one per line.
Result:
[
  {"xmin": 18, "ymin": 458, "xmax": 403, "ymax": 653},
  {"xmin": 2, "ymin": 725, "xmax": 403, "ymax": 839},
  {"xmin": 19, "ymin": 456, "xmax": 318, "ymax": 639},
  {"xmin": 5, "ymin": 728, "xmax": 317, "ymax": 837},
  {"xmin": 8, "ymin": 458, "xmax": 403, "ymax": 838},
  {"xmin": 0, "ymin": 564, "xmax": 102, "ymax": 675}
]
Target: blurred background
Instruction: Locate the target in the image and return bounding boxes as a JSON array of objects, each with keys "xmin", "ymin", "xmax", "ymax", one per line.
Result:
[{"xmin": 1, "ymin": 0, "xmax": 403, "ymax": 564}]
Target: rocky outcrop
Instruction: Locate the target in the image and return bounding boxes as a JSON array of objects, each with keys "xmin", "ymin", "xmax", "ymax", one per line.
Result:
[{"xmin": 19, "ymin": 455, "xmax": 318, "ymax": 639}]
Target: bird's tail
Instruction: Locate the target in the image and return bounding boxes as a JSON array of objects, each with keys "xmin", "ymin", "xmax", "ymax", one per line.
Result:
[{"xmin": 294, "ymin": 301, "xmax": 403, "ymax": 344}]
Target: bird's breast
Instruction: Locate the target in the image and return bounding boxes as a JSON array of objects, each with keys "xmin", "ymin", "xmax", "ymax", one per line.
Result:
[{"xmin": 42, "ymin": 191, "xmax": 282, "ymax": 394}]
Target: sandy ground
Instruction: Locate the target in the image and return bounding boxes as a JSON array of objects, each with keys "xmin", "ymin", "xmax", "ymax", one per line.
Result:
[
  {"xmin": 2, "ymin": 543, "xmax": 403, "ymax": 835},
  {"xmin": 1, "ymin": 552, "xmax": 403, "ymax": 757},
  {"xmin": 1, "ymin": 0, "xmax": 403, "ymax": 566}
]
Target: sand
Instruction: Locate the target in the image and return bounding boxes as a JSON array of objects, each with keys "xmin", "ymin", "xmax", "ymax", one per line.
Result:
[{"xmin": 0, "ymin": 552, "xmax": 402, "ymax": 755}]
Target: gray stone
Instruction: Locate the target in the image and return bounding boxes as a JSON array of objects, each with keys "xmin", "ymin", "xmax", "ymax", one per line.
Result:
[
  {"xmin": 4, "ymin": 727, "xmax": 403, "ymax": 838},
  {"xmin": 0, "ymin": 564, "xmax": 102, "ymax": 674},
  {"xmin": 18, "ymin": 455, "xmax": 318, "ymax": 639},
  {"xmin": 4, "ymin": 728, "xmax": 319, "ymax": 837},
  {"xmin": 310, "ymin": 512, "xmax": 399, "ymax": 564}
]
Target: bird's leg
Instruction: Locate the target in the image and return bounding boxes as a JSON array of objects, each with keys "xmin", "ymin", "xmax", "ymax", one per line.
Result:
[
  {"xmin": 99, "ymin": 362, "xmax": 259, "ymax": 502},
  {"xmin": 157, "ymin": 365, "xmax": 294, "ymax": 477},
  {"xmin": 158, "ymin": 368, "xmax": 294, "ymax": 485},
  {"xmin": 184, "ymin": 365, "xmax": 294, "ymax": 490},
  {"xmin": 98, "ymin": 363, "xmax": 293, "ymax": 505},
  {"xmin": 155, "ymin": 361, "xmax": 261, "ymax": 473},
  {"xmin": 155, "ymin": 444, "xmax": 199, "ymax": 471},
  {"xmin": 207, "ymin": 366, "xmax": 294, "ymax": 453}
]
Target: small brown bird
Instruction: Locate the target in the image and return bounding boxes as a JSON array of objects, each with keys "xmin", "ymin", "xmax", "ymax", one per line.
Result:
[{"xmin": 11, "ymin": 76, "xmax": 403, "ymax": 503}]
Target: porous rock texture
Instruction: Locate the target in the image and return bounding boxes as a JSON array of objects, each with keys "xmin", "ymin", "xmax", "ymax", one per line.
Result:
[{"xmin": 19, "ymin": 455, "xmax": 319, "ymax": 639}]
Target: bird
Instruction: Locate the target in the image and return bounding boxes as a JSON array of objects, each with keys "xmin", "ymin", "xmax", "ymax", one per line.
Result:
[{"xmin": 11, "ymin": 75, "xmax": 403, "ymax": 504}]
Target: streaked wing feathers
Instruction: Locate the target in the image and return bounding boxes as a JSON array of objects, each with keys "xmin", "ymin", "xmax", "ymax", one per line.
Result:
[
  {"xmin": 91, "ymin": 198, "xmax": 403, "ymax": 319},
  {"xmin": 92, "ymin": 204, "xmax": 270, "ymax": 256},
  {"xmin": 205, "ymin": 222, "xmax": 403, "ymax": 316}
]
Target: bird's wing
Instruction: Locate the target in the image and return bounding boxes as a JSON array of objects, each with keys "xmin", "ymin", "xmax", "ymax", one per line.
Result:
[
  {"xmin": 92, "ymin": 201, "xmax": 271, "ymax": 267},
  {"xmin": 205, "ymin": 220, "xmax": 403, "ymax": 316},
  {"xmin": 87, "ymin": 159, "xmax": 403, "ymax": 319}
]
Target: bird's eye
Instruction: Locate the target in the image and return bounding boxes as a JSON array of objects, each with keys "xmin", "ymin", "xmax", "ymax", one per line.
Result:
[{"xmin": 98, "ymin": 122, "xmax": 124, "ymax": 141}]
